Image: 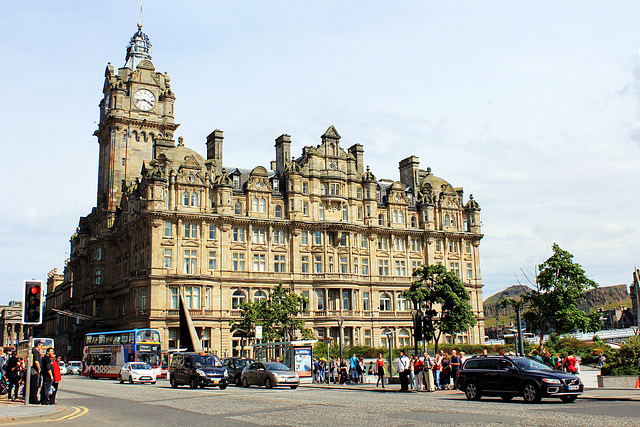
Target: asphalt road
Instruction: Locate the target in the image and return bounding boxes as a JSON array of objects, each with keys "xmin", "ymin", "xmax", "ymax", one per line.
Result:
[{"xmin": 27, "ymin": 376, "xmax": 640, "ymax": 426}]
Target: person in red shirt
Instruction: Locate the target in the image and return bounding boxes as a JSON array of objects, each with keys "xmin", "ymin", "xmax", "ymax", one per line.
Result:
[
  {"xmin": 414, "ymin": 355, "xmax": 424, "ymax": 391},
  {"xmin": 50, "ymin": 354, "xmax": 62, "ymax": 405},
  {"xmin": 376, "ymin": 353, "xmax": 385, "ymax": 388}
]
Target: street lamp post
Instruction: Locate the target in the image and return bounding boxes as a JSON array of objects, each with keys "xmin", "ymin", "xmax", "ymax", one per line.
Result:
[
  {"xmin": 385, "ymin": 331, "xmax": 394, "ymax": 383},
  {"xmin": 337, "ymin": 318, "xmax": 344, "ymax": 362},
  {"xmin": 323, "ymin": 337, "xmax": 332, "ymax": 384}
]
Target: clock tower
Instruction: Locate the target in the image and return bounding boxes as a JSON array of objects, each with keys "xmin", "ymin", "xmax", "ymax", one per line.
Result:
[{"xmin": 94, "ymin": 23, "xmax": 178, "ymax": 227}]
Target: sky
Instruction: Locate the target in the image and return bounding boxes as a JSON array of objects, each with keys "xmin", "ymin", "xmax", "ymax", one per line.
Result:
[{"xmin": 1, "ymin": 1, "xmax": 640, "ymax": 303}]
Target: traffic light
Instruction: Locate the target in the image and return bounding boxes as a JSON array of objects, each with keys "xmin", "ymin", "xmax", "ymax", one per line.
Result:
[
  {"xmin": 422, "ymin": 315, "xmax": 434, "ymax": 341},
  {"xmin": 413, "ymin": 312, "xmax": 423, "ymax": 340},
  {"xmin": 22, "ymin": 280, "xmax": 43, "ymax": 325}
]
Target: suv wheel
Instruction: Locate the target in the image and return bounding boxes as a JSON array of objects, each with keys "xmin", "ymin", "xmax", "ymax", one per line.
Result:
[
  {"xmin": 464, "ymin": 381, "xmax": 481, "ymax": 401},
  {"xmin": 190, "ymin": 377, "xmax": 198, "ymax": 389},
  {"xmin": 242, "ymin": 377, "xmax": 250, "ymax": 388},
  {"xmin": 560, "ymin": 395, "xmax": 577, "ymax": 403},
  {"xmin": 170, "ymin": 375, "xmax": 178, "ymax": 388},
  {"xmin": 522, "ymin": 383, "xmax": 542, "ymax": 403}
]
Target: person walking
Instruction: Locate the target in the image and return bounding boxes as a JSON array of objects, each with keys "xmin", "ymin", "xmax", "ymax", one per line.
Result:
[
  {"xmin": 450, "ymin": 350, "xmax": 461, "ymax": 389},
  {"xmin": 564, "ymin": 351, "xmax": 579, "ymax": 375},
  {"xmin": 29, "ymin": 341, "xmax": 43, "ymax": 404},
  {"xmin": 414, "ymin": 354, "xmax": 424, "ymax": 391},
  {"xmin": 376, "ymin": 353, "xmax": 385, "ymax": 388},
  {"xmin": 423, "ymin": 352, "xmax": 435, "ymax": 392},
  {"xmin": 349, "ymin": 354, "xmax": 359, "ymax": 384},
  {"xmin": 5, "ymin": 350, "xmax": 20, "ymax": 401},
  {"xmin": 397, "ymin": 351, "xmax": 411, "ymax": 391},
  {"xmin": 40, "ymin": 348, "xmax": 54, "ymax": 405},
  {"xmin": 50, "ymin": 355, "xmax": 62, "ymax": 405},
  {"xmin": 440, "ymin": 353, "xmax": 451, "ymax": 390},
  {"xmin": 408, "ymin": 355, "xmax": 416, "ymax": 389},
  {"xmin": 433, "ymin": 350, "xmax": 442, "ymax": 390}
]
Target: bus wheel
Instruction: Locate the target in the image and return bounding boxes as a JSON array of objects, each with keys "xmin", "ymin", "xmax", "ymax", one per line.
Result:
[{"xmin": 89, "ymin": 370, "xmax": 94, "ymax": 379}]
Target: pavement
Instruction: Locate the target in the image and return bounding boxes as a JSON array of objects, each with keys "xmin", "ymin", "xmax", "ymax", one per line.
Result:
[{"xmin": 0, "ymin": 399, "xmax": 66, "ymax": 423}]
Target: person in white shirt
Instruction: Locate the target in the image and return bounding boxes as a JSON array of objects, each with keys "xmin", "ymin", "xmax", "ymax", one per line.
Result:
[{"xmin": 397, "ymin": 351, "xmax": 411, "ymax": 391}]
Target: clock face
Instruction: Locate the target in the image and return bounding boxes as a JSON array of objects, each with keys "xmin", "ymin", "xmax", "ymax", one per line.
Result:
[
  {"xmin": 134, "ymin": 89, "xmax": 155, "ymax": 111},
  {"xmin": 256, "ymin": 182, "xmax": 263, "ymax": 189},
  {"xmin": 395, "ymin": 195, "xmax": 401, "ymax": 202}
]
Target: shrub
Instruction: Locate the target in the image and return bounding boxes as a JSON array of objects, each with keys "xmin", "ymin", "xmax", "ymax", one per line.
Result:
[{"xmin": 601, "ymin": 336, "xmax": 640, "ymax": 376}]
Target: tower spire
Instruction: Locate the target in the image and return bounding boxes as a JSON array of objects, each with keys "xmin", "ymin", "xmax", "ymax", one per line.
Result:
[
  {"xmin": 124, "ymin": 12, "xmax": 152, "ymax": 70},
  {"xmin": 138, "ymin": 0, "xmax": 143, "ymax": 27}
]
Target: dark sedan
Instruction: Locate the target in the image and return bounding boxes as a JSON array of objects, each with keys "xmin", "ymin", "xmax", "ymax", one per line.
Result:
[
  {"xmin": 457, "ymin": 355, "xmax": 583, "ymax": 403},
  {"xmin": 222, "ymin": 357, "xmax": 254, "ymax": 386}
]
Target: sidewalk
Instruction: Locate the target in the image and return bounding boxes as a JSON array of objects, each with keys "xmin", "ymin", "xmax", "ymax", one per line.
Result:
[
  {"xmin": 0, "ymin": 400, "xmax": 66, "ymax": 423},
  {"xmin": 301, "ymin": 382, "xmax": 640, "ymax": 401}
]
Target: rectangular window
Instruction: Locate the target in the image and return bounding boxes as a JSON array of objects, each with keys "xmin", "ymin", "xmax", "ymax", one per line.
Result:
[
  {"xmin": 378, "ymin": 236, "xmax": 388, "ymax": 250},
  {"xmin": 314, "ymin": 256, "xmax": 323, "ymax": 273},
  {"xmin": 448, "ymin": 240, "xmax": 459, "ymax": 253},
  {"xmin": 233, "ymin": 175, "xmax": 240, "ymax": 189},
  {"xmin": 354, "ymin": 257, "xmax": 358, "ymax": 274},
  {"xmin": 366, "ymin": 206, "xmax": 371, "ymax": 217},
  {"xmin": 394, "ymin": 237, "xmax": 405, "ymax": 251},
  {"xmin": 314, "ymin": 231, "xmax": 322, "ymax": 245},
  {"xmin": 340, "ymin": 232, "xmax": 348, "ymax": 247},
  {"xmin": 363, "ymin": 292, "xmax": 370, "ymax": 311},
  {"xmin": 233, "ymin": 227, "xmax": 246, "ymax": 242},
  {"xmin": 184, "ymin": 286, "xmax": 200, "ymax": 309},
  {"xmin": 362, "ymin": 258, "xmax": 369, "ymax": 275},
  {"xmin": 232, "ymin": 253, "xmax": 245, "ymax": 271},
  {"xmin": 303, "ymin": 202, "xmax": 309, "ymax": 216},
  {"xmin": 357, "ymin": 188, "xmax": 363, "ymax": 199},
  {"xmin": 316, "ymin": 290, "xmax": 324, "ymax": 310},
  {"xmin": 378, "ymin": 259, "xmax": 389, "ymax": 276},
  {"xmin": 301, "ymin": 290, "xmax": 310, "ymax": 311},
  {"xmin": 328, "ymin": 256, "xmax": 334, "ymax": 273},
  {"xmin": 364, "ymin": 329, "xmax": 371, "ymax": 346},
  {"xmin": 253, "ymin": 228, "xmax": 266, "ymax": 244},
  {"xmin": 361, "ymin": 234, "xmax": 367, "ymax": 248},
  {"xmin": 340, "ymin": 256, "xmax": 348, "ymax": 273},
  {"xmin": 164, "ymin": 221, "xmax": 172, "ymax": 237},
  {"xmin": 274, "ymin": 255, "xmax": 286, "ymax": 273},
  {"xmin": 208, "ymin": 225, "xmax": 217, "ymax": 240},
  {"xmin": 170, "ymin": 287, "xmax": 178, "ymax": 309},
  {"xmin": 301, "ymin": 256, "xmax": 309, "ymax": 273},
  {"xmin": 466, "ymin": 241, "xmax": 472, "ymax": 254},
  {"xmin": 395, "ymin": 260, "xmax": 406, "ymax": 276},
  {"xmin": 342, "ymin": 290, "xmax": 350, "ymax": 310},
  {"xmin": 412, "ymin": 260, "xmax": 421, "ymax": 273},
  {"xmin": 164, "ymin": 249, "xmax": 172, "ymax": 269},
  {"xmin": 302, "ymin": 182, "xmax": 308, "ymax": 194},
  {"xmin": 96, "ymin": 247, "xmax": 102, "ymax": 260},
  {"xmin": 290, "ymin": 199, "xmax": 294, "ymax": 211},
  {"xmin": 301, "ymin": 231, "xmax": 308, "ymax": 245},
  {"xmin": 357, "ymin": 206, "xmax": 363, "ymax": 220},
  {"xmin": 273, "ymin": 230, "xmax": 285, "ymax": 245},
  {"xmin": 273, "ymin": 179, "xmax": 279, "ymax": 192},
  {"xmin": 450, "ymin": 262, "xmax": 460, "ymax": 278},
  {"xmin": 141, "ymin": 289, "xmax": 147, "ymax": 310},
  {"xmin": 94, "ymin": 270, "xmax": 101, "ymax": 285},
  {"xmin": 466, "ymin": 262, "xmax": 473, "ymax": 280},
  {"xmin": 253, "ymin": 254, "xmax": 266, "ymax": 271},
  {"xmin": 208, "ymin": 251, "xmax": 216, "ymax": 270},
  {"xmin": 435, "ymin": 239, "xmax": 442, "ymax": 253},
  {"xmin": 184, "ymin": 223, "xmax": 197, "ymax": 239},
  {"xmin": 184, "ymin": 250, "xmax": 197, "ymax": 274},
  {"xmin": 411, "ymin": 238, "xmax": 421, "ymax": 252}
]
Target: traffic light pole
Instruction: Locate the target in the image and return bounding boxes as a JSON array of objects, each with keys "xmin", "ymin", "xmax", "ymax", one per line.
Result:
[{"xmin": 24, "ymin": 328, "xmax": 33, "ymax": 406}]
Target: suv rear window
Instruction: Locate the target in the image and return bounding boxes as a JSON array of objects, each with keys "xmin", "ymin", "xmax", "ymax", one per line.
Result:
[{"xmin": 464, "ymin": 358, "xmax": 498, "ymax": 370}]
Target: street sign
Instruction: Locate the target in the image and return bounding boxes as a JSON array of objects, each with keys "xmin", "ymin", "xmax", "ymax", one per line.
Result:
[{"xmin": 255, "ymin": 325, "xmax": 263, "ymax": 340}]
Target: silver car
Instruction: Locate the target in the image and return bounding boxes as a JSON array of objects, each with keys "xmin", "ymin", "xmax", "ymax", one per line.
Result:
[
  {"xmin": 67, "ymin": 361, "xmax": 82, "ymax": 375},
  {"xmin": 241, "ymin": 361, "xmax": 299, "ymax": 389}
]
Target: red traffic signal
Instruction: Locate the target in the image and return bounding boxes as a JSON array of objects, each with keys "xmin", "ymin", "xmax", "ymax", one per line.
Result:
[{"xmin": 22, "ymin": 280, "xmax": 43, "ymax": 325}]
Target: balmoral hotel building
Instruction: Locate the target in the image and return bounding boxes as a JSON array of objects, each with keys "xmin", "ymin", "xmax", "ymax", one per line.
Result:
[{"xmin": 44, "ymin": 24, "xmax": 485, "ymax": 359}]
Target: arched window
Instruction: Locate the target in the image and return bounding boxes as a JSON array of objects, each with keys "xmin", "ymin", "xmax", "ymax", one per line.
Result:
[
  {"xmin": 411, "ymin": 216, "xmax": 417, "ymax": 228},
  {"xmin": 183, "ymin": 191, "xmax": 190, "ymax": 206},
  {"xmin": 342, "ymin": 205, "xmax": 348, "ymax": 221},
  {"xmin": 254, "ymin": 290, "xmax": 267, "ymax": 303},
  {"xmin": 275, "ymin": 205, "xmax": 282, "ymax": 218},
  {"xmin": 252, "ymin": 198, "xmax": 259, "ymax": 212},
  {"xmin": 378, "ymin": 214, "xmax": 385, "ymax": 226},
  {"xmin": 399, "ymin": 211, "xmax": 404, "ymax": 223},
  {"xmin": 463, "ymin": 216, "xmax": 468, "ymax": 231},
  {"xmin": 190, "ymin": 192, "xmax": 198, "ymax": 207},
  {"xmin": 381, "ymin": 328, "xmax": 393, "ymax": 347},
  {"xmin": 379, "ymin": 293, "xmax": 391, "ymax": 311},
  {"xmin": 235, "ymin": 201, "xmax": 242, "ymax": 215},
  {"xmin": 398, "ymin": 329, "xmax": 411, "ymax": 347},
  {"xmin": 319, "ymin": 204, "xmax": 325, "ymax": 220},
  {"xmin": 450, "ymin": 215, "xmax": 456, "ymax": 228},
  {"xmin": 396, "ymin": 294, "xmax": 408, "ymax": 311},
  {"xmin": 393, "ymin": 210, "xmax": 398, "ymax": 223},
  {"xmin": 259, "ymin": 198, "xmax": 266, "ymax": 213},
  {"xmin": 231, "ymin": 290, "xmax": 246, "ymax": 309},
  {"xmin": 444, "ymin": 214, "xmax": 450, "ymax": 227}
]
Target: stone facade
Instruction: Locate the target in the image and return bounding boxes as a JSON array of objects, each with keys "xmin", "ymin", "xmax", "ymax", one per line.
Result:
[{"xmin": 44, "ymin": 25, "xmax": 485, "ymax": 360}]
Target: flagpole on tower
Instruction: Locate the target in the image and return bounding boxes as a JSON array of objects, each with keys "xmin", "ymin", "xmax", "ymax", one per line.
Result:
[{"xmin": 139, "ymin": 0, "xmax": 143, "ymax": 27}]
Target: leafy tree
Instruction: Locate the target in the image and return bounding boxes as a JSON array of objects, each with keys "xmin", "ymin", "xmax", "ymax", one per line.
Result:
[
  {"xmin": 404, "ymin": 264, "xmax": 477, "ymax": 353},
  {"xmin": 601, "ymin": 336, "xmax": 640, "ymax": 376},
  {"xmin": 521, "ymin": 244, "xmax": 602, "ymax": 349},
  {"xmin": 230, "ymin": 284, "xmax": 313, "ymax": 342}
]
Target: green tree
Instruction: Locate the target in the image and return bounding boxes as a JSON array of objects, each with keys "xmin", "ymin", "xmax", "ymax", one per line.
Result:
[
  {"xmin": 230, "ymin": 284, "xmax": 313, "ymax": 342},
  {"xmin": 521, "ymin": 244, "xmax": 602, "ymax": 349},
  {"xmin": 404, "ymin": 264, "xmax": 477, "ymax": 353}
]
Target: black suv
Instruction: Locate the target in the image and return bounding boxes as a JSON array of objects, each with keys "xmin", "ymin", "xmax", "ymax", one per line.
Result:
[
  {"xmin": 222, "ymin": 357, "xmax": 254, "ymax": 386},
  {"xmin": 169, "ymin": 353, "xmax": 228, "ymax": 389},
  {"xmin": 457, "ymin": 355, "xmax": 583, "ymax": 403}
]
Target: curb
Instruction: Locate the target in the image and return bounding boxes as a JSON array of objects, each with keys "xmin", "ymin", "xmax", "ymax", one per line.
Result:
[{"xmin": 0, "ymin": 404, "xmax": 67, "ymax": 423}]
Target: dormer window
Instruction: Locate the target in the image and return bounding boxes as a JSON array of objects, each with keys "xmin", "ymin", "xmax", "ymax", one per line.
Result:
[
  {"xmin": 273, "ymin": 179, "xmax": 279, "ymax": 192},
  {"xmin": 233, "ymin": 175, "xmax": 240, "ymax": 190}
]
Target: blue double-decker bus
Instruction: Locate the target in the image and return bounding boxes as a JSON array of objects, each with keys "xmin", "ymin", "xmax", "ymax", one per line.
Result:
[{"xmin": 82, "ymin": 328, "xmax": 162, "ymax": 379}]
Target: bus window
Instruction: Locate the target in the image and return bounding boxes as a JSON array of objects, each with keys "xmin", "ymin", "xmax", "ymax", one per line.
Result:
[{"xmin": 137, "ymin": 330, "xmax": 160, "ymax": 343}]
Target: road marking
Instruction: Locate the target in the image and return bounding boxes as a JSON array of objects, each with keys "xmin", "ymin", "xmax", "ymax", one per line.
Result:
[
  {"xmin": 52, "ymin": 406, "xmax": 82, "ymax": 421},
  {"xmin": 64, "ymin": 406, "xmax": 88, "ymax": 420}
]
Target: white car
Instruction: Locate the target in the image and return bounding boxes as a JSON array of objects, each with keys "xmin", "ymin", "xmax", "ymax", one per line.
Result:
[
  {"xmin": 67, "ymin": 361, "xmax": 82, "ymax": 375},
  {"xmin": 58, "ymin": 361, "xmax": 68, "ymax": 375},
  {"xmin": 119, "ymin": 362, "xmax": 157, "ymax": 384}
]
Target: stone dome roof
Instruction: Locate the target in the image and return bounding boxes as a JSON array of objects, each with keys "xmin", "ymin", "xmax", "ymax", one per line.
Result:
[
  {"xmin": 162, "ymin": 141, "xmax": 205, "ymax": 169},
  {"xmin": 419, "ymin": 167, "xmax": 454, "ymax": 194}
]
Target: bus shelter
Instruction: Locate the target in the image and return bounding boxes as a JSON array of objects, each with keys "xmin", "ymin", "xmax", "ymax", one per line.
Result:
[{"xmin": 252, "ymin": 340, "xmax": 317, "ymax": 384}]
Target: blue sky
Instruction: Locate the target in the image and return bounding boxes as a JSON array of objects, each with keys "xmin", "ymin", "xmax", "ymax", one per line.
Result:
[{"xmin": 1, "ymin": 1, "xmax": 640, "ymax": 303}]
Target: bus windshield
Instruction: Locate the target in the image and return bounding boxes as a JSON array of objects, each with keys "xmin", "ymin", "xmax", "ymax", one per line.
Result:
[
  {"xmin": 138, "ymin": 352, "xmax": 161, "ymax": 367},
  {"xmin": 191, "ymin": 354, "xmax": 222, "ymax": 367},
  {"xmin": 137, "ymin": 330, "xmax": 160, "ymax": 343}
]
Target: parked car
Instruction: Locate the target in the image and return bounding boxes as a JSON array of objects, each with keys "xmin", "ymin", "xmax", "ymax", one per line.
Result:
[
  {"xmin": 57, "ymin": 361, "xmax": 68, "ymax": 375},
  {"xmin": 67, "ymin": 361, "xmax": 82, "ymax": 375},
  {"xmin": 241, "ymin": 361, "xmax": 299, "ymax": 389},
  {"xmin": 118, "ymin": 362, "xmax": 157, "ymax": 384},
  {"xmin": 169, "ymin": 352, "xmax": 228, "ymax": 389},
  {"xmin": 222, "ymin": 357, "xmax": 254, "ymax": 386},
  {"xmin": 457, "ymin": 355, "xmax": 583, "ymax": 403}
]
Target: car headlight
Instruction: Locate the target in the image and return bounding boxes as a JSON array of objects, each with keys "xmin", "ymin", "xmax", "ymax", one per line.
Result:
[
  {"xmin": 196, "ymin": 369, "xmax": 206, "ymax": 377},
  {"xmin": 272, "ymin": 373, "xmax": 281, "ymax": 379},
  {"xmin": 223, "ymin": 369, "xmax": 228, "ymax": 377},
  {"xmin": 542, "ymin": 378, "xmax": 561, "ymax": 384}
]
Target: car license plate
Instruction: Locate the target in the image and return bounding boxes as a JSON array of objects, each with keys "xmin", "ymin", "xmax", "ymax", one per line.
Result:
[
  {"xmin": 213, "ymin": 380, "xmax": 219, "ymax": 384},
  {"xmin": 568, "ymin": 385, "xmax": 579, "ymax": 390}
]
